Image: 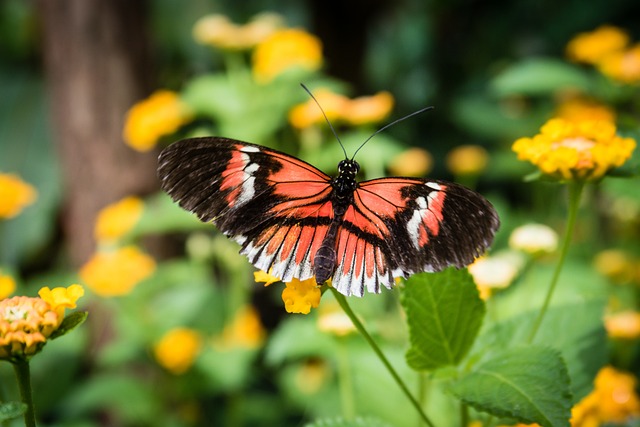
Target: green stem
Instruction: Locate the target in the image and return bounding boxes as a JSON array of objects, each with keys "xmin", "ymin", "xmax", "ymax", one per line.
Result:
[
  {"xmin": 527, "ymin": 181, "xmax": 585, "ymax": 343},
  {"xmin": 337, "ymin": 337, "xmax": 356, "ymax": 420},
  {"xmin": 329, "ymin": 287, "xmax": 435, "ymax": 427},
  {"xmin": 460, "ymin": 402, "xmax": 469, "ymax": 427},
  {"xmin": 13, "ymin": 360, "xmax": 37, "ymax": 427}
]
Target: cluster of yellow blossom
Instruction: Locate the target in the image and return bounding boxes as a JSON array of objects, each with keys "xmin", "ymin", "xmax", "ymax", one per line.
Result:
[
  {"xmin": 0, "ymin": 285, "xmax": 84, "ymax": 361},
  {"xmin": 571, "ymin": 366, "xmax": 640, "ymax": 425},
  {"xmin": 123, "ymin": 90, "xmax": 193, "ymax": 152},
  {"xmin": 153, "ymin": 328, "xmax": 203, "ymax": 375},
  {"xmin": 79, "ymin": 245, "xmax": 156, "ymax": 297},
  {"xmin": 445, "ymin": 145, "xmax": 489, "ymax": 177},
  {"xmin": 387, "ymin": 147, "xmax": 433, "ymax": 177},
  {"xmin": 0, "ymin": 271, "xmax": 16, "ymax": 299},
  {"xmin": 605, "ymin": 311, "xmax": 640, "ymax": 340},
  {"xmin": 193, "ymin": 12, "xmax": 284, "ymax": 50},
  {"xmin": 512, "ymin": 117, "xmax": 636, "ymax": 181},
  {"xmin": 289, "ymin": 88, "xmax": 394, "ymax": 129},
  {"xmin": 567, "ymin": 26, "xmax": 640, "ymax": 84},
  {"xmin": 254, "ymin": 270, "xmax": 322, "ymax": 314},
  {"xmin": 0, "ymin": 173, "xmax": 37, "ymax": 219},
  {"xmin": 94, "ymin": 196, "xmax": 144, "ymax": 244},
  {"xmin": 214, "ymin": 305, "xmax": 266, "ymax": 350}
]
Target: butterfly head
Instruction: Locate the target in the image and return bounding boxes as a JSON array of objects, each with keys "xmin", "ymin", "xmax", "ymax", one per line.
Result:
[{"xmin": 338, "ymin": 159, "xmax": 360, "ymax": 177}]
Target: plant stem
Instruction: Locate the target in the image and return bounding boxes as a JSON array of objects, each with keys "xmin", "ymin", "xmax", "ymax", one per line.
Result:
[
  {"xmin": 13, "ymin": 360, "xmax": 37, "ymax": 427},
  {"xmin": 527, "ymin": 181, "xmax": 585, "ymax": 343},
  {"xmin": 329, "ymin": 287, "xmax": 435, "ymax": 427},
  {"xmin": 460, "ymin": 402, "xmax": 469, "ymax": 427},
  {"xmin": 337, "ymin": 337, "xmax": 356, "ymax": 420}
]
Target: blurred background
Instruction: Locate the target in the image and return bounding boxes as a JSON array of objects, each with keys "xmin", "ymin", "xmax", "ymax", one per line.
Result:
[{"xmin": 1, "ymin": 0, "xmax": 640, "ymax": 426}]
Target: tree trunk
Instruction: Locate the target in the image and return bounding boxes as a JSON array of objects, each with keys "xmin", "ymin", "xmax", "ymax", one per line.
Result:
[{"xmin": 38, "ymin": 0, "xmax": 158, "ymax": 266}]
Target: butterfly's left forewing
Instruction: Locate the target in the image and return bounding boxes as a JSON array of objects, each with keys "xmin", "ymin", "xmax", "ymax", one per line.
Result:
[
  {"xmin": 328, "ymin": 177, "xmax": 499, "ymax": 296},
  {"xmin": 158, "ymin": 137, "xmax": 334, "ymax": 281}
]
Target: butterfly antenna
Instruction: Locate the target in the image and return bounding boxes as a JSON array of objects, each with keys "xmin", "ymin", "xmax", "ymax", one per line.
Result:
[
  {"xmin": 300, "ymin": 83, "xmax": 349, "ymax": 159},
  {"xmin": 351, "ymin": 106, "xmax": 434, "ymax": 160}
]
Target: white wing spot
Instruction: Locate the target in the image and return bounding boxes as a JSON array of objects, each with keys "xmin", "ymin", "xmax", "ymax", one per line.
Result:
[
  {"xmin": 240, "ymin": 145, "xmax": 260, "ymax": 153},
  {"xmin": 425, "ymin": 182, "xmax": 441, "ymax": 190},
  {"xmin": 407, "ymin": 196, "xmax": 427, "ymax": 249}
]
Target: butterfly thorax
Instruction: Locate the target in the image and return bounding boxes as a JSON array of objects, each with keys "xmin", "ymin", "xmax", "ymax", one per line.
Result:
[{"xmin": 331, "ymin": 159, "xmax": 360, "ymax": 209}]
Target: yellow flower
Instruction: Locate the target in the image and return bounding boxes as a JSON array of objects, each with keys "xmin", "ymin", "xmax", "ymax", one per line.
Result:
[
  {"xmin": 38, "ymin": 284, "xmax": 84, "ymax": 321},
  {"xmin": 294, "ymin": 358, "xmax": 330, "ymax": 395},
  {"xmin": 342, "ymin": 91, "xmax": 395, "ymax": 126},
  {"xmin": 79, "ymin": 246, "xmax": 156, "ymax": 297},
  {"xmin": 214, "ymin": 305, "xmax": 266, "ymax": 350},
  {"xmin": 605, "ymin": 311, "xmax": 640, "ymax": 340},
  {"xmin": 446, "ymin": 145, "xmax": 489, "ymax": 176},
  {"xmin": 468, "ymin": 252, "xmax": 524, "ymax": 299},
  {"xmin": 555, "ymin": 97, "xmax": 616, "ymax": 123},
  {"xmin": 0, "ymin": 272, "xmax": 16, "ymax": 299},
  {"xmin": 154, "ymin": 328, "xmax": 202, "ymax": 374},
  {"xmin": 193, "ymin": 12, "xmax": 284, "ymax": 50},
  {"xmin": 252, "ymin": 28, "xmax": 323, "ymax": 83},
  {"xmin": 0, "ymin": 296, "xmax": 59, "ymax": 360},
  {"xmin": 598, "ymin": 44, "xmax": 640, "ymax": 84},
  {"xmin": 566, "ymin": 25, "xmax": 629, "ymax": 64},
  {"xmin": 94, "ymin": 196, "xmax": 144, "ymax": 244},
  {"xmin": 288, "ymin": 88, "xmax": 349, "ymax": 129},
  {"xmin": 509, "ymin": 223, "xmax": 558, "ymax": 256},
  {"xmin": 317, "ymin": 302, "xmax": 355, "ymax": 336},
  {"xmin": 594, "ymin": 249, "xmax": 636, "ymax": 284},
  {"xmin": 123, "ymin": 90, "xmax": 192, "ymax": 152},
  {"xmin": 571, "ymin": 366, "xmax": 640, "ymax": 425},
  {"xmin": 387, "ymin": 147, "xmax": 433, "ymax": 177},
  {"xmin": 282, "ymin": 277, "xmax": 322, "ymax": 314},
  {"xmin": 0, "ymin": 173, "xmax": 37, "ymax": 219},
  {"xmin": 512, "ymin": 118, "xmax": 636, "ymax": 181},
  {"xmin": 253, "ymin": 269, "xmax": 281, "ymax": 287}
]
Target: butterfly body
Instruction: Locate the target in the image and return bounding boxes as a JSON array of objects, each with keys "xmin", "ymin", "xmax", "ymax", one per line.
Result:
[{"xmin": 158, "ymin": 137, "xmax": 499, "ymax": 297}]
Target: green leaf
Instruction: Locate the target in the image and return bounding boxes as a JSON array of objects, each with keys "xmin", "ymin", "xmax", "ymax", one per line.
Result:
[
  {"xmin": 0, "ymin": 402, "xmax": 26, "ymax": 421},
  {"xmin": 473, "ymin": 301, "xmax": 607, "ymax": 402},
  {"xmin": 304, "ymin": 416, "xmax": 394, "ymax": 427},
  {"xmin": 401, "ymin": 269, "xmax": 485, "ymax": 371},
  {"xmin": 50, "ymin": 311, "xmax": 88, "ymax": 340},
  {"xmin": 451, "ymin": 346, "xmax": 572, "ymax": 427},
  {"xmin": 491, "ymin": 58, "xmax": 593, "ymax": 96}
]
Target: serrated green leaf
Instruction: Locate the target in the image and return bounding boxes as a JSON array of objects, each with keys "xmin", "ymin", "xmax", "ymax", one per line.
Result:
[
  {"xmin": 50, "ymin": 311, "xmax": 88, "ymax": 340},
  {"xmin": 401, "ymin": 269, "xmax": 485, "ymax": 371},
  {"xmin": 451, "ymin": 346, "xmax": 572, "ymax": 427},
  {"xmin": 304, "ymin": 416, "xmax": 394, "ymax": 427},
  {"xmin": 0, "ymin": 402, "xmax": 26, "ymax": 421},
  {"xmin": 491, "ymin": 58, "xmax": 592, "ymax": 96},
  {"xmin": 473, "ymin": 301, "xmax": 607, "ymax": 402}
]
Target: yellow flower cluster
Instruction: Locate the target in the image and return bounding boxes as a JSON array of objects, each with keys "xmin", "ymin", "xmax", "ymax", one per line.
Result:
[
  {"xmin": 123, "ymin": 90, "xmax": 193, "ymax": 152},
  {"xmin": 566, "ymin": 26, "xmax": 640, "ymax": 84},
  {"xmin": 0, "ymin": 173, "xmax": 37, "ymax": 219},
  {"xmin": 289, "ymin": 88, "xmax": 394, "ymax": 129},
  {"xmin": 605, "ymin": 311, "xmax": 640, "ymax": 340},
  {"xmin": 94, "ymin": 196, "xmax": 144, "ymax": 244},
  {"xmin": 571, "ymin": 366, "xmax": 640, "ymax": 425},
  {"xmin": 153, "ymin": 327, "xmax": 203, "ymax": 374},
  {"xmin": 0, "ymin": 271, "xmax": 16, "ymax": 299},
  {"xmin": 254, "ymin": 270, "xmax": 322, "ymax": 314},
  {"xmin": 446, "ymin": 145, "xmax": 489, "ymax": 176},
  {"xmin": 388, "ymin": 147, "xmax": 433, "ymax": 177},
  {"xmin": 252, "ymin": 28, "xmax": 323, "ymax": 83},
  {"xmin": 214, "ymin": 305, "xmax": 266, "ymax": 350},
  {"xmin": 0, "ymin": 285, "xmax": 84, "ymax": 360},
  {"xmin": 555, "ymin": 97, "xmax": 616, "ymax": 123},
  {"xmin": 512, "ymin": 118, "xmax": 636, "ymax": 181},
  {"xmin": 79, "ymin": 246, "xmax": 156, "ymax": 297},
  {"xmin": 193, "ymin": 12, "xmax": 284, "ymax": 50}
]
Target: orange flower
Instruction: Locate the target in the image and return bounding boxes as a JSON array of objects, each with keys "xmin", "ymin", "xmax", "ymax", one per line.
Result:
[
  {"xmin": 252, "ymin": 29, "xmax": 323, "ymax": 83},
  {"xmin": 193, "ymin": 12, "xmax": 284, "ymax": 50},
  {"xmin": 598, "ymin": 44, "xmax": 640, "ymax": 84},
  {"xmin": 123, "ymin": 90, "xmax": 192, "ymax": 152},
  {"xmin": 566, "ymin": 26, "xmax": 629, "ymax": 64},
  {"xmin": 0, "ymin": 173, "xmax": 37, "ymax": 219},
  {"xmin": 94, "ymin": 196, "xmax": 144, "ymax": 243},
  {"xmin": 214, "ymin": 306, "xmax": 266, "ymax": 349},
  {"xmin": 513, "ymin": 118, "xmax": 636, "ymax": 181},
  {"xmin": 282, "ymin": 277, "xmax": 322, "ymax": 314},
  {"xmin": 154, "ymin": 328, "xmax": 202, "ymax": 374},
  {"xmin": 571, "ymin": 366, "xmax": 640, "ymax": 425},
  {"xmin": 79, "ymin": 246, "xmax": 156, "ymax": 297},
  {"xmin": 342, "ymin": 91, "xmax": 394, "ymax": 126}
]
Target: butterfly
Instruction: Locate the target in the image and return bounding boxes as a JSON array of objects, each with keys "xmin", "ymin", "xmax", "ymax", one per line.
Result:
[{"xmin": 158, "ymin": 89, "xmax": 499, "ymax": 297}]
